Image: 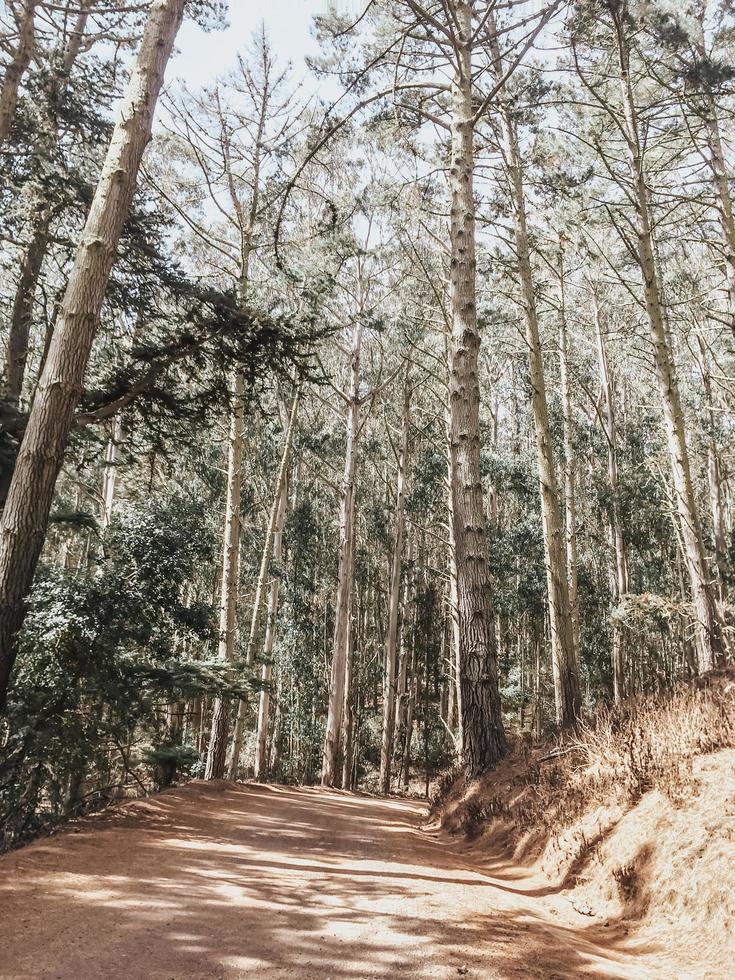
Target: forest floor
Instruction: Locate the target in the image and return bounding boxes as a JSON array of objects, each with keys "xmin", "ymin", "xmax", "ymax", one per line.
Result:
[{"xmin": 0, "ymin": 780, "xmax": 694, "ymax": 979}]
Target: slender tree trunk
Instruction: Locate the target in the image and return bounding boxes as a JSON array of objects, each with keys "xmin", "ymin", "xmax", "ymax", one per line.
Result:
[
  {"xmin": 322, "ymin": 322, "xmax": 363, "ymax": 786},
  {"xmin": 614, "ymin": 11, "xmax": 723, "ymax": 673},
  {"xmin": 695, "ymin": 333, "xmax": 728, "ymax": 595},
  {"xmin": 594, "ymin": 293, "xmax": 628, "ymax": 701},
  {"xmin": 379, "ymin": 382, "xmax": 410, "ymax": 794},
  {"xmin": 253, "ymin": 473, "xmax": 289, "ymax": 781},
  {"xmin": 444, "ymin": 392, "xmax": 463, "ymax": 748},
  {"xmin": 0, "ymin": 0, "xmax": 186, "ymax": 707},
  {"xmin": 0, "ymin": 0, "xmax": 38, "ymax": 148},
  {"xmin": 3, "ymin": 2, "xmax": 91, "ymax": 404},
  {"xmin": 204, "ymin": 370, "xmax": 246, "ymax": 779},
  {"xmin": 340, "ymin": 609, "xmax": 355, "ymax": 790},
  {"xmin": 228, "ymin": 388, "xmax": 300, "ymax": 777},
  {"xmin": 4, "ymin": 213, "xmax": 51, "ymax": 404},
  {"xmin": 490, "ymin": 22, "xmax": 580, "ymax": 724},
  {"xmin": 557, "ymin": 247, "xmax": 581, "ymax": 665},
  {"xmin": 100, "ymin": 416, "xmax": 123, "ymax": 530},
  {"xmin": 446, "ymin": 4, "xmax": 506, "ymax": 778}
]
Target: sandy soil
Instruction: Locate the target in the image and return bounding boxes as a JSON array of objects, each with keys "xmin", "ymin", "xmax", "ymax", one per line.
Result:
[{"xmin": 0, "ymin": 781, "xmax": 683, "ymax": 979}]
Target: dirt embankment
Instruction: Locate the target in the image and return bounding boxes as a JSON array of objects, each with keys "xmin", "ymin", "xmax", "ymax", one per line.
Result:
[{"xmin": 433, "ymin": 674, "xmax": 735, "ymax": 979}]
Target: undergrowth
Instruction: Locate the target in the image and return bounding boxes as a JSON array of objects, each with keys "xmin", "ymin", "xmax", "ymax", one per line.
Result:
[{"xmin": 435, "ymin": 669, "xmax": 735, "ymax": 843}]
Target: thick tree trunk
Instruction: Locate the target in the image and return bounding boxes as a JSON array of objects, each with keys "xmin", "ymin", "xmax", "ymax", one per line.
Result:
[
  {"xmin": 446, "ymin": 4, "xmax": 506, "ymax": 779},
  {"xmin": 0, "ymin": 0, "xmax": 38, "ymax": 148},
  {"xmin": 322, "ymin": 323, "xmax": 363, "ymax": 786},
  {"xmin": 615, "ymin": 16, "xmax": 724, "ymax": 673},
  {"xmin": 205, "ymin": 370, "xmax": 246, "ymax": 779},
  {"xmin": 490, "ymin": 27, "xmax": 580, "ymax": 724},
  {"xmin": 379, "ymin": 383, "xmax": 410, "ymax": 794},
  {"xmin": 0, "ymin": 0, "xmax": 186, "ymax": 707}
]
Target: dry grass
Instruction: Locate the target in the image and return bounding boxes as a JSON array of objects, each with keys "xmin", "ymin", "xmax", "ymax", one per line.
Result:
[
  {"xmin": 433, "ymin": 668, "xmax": 735, "ymax": 862},
  {"xmin": 430, "ymin": 672, "xmax": 735, "ymax": 972}
]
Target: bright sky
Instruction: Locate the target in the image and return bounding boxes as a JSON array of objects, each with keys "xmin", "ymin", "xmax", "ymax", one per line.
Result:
[{"xmin": 172, "ymin": 1, "xmax": 330, "ymax": 88}]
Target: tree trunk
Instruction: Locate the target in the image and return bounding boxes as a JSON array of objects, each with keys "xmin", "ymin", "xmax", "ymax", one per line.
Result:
[
  {"xmin": 379, "ymin": 382, "xmax": 410, "ymax": 794},
  {"xmin": 322, "ymin": 322, "xmax": 363, "ymax": 786},
  {"xmin": 0, "ymin": 0, "xmax": 186, "ymax": 707},
  {"xmin": 229, "ymin": 387, "xmax": 300, "ymax": 777},
  {"xmin": 594, "ymin": 293, "xmax": 629, "ymax": 701},
  {"xmin": 446, "ymin": 3, "xmax": 506, "ymax": 779},
  {"xmin": 205, "ymin": 370, "xmax": 246, "ymax": 779},
  {"xmin": 100, "ymin": 416, "xmax": 124, "ymax": 531},
  {"xmin": 557, "ymin": 247, "xmax": 581, "ymax": 665},
  {"xmin": 614, "ymin": 11, "xmax": 724, "ymax": 673},
  {"xmin": 253, "ymin": 473, "xmax": 290, "ymax": 781},
  {"xmin": 490, "ymin": 21, "xmax": 580, "ymax": 724},
  {"xmin": 3, "ymin": 2, "xmax": 92, "ymax": 404},
  {"xmin": 694, "ymin": 333, "xmax": 728, "ymax": 595},
  {"xmin": 0, "ymin": 0, "xmax": 38, "ymax": 148}
]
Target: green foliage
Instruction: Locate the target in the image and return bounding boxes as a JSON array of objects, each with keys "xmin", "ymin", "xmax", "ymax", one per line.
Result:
[{"xmin": 0, "ymin": 494, "xmax": 248, "ymax": 851}]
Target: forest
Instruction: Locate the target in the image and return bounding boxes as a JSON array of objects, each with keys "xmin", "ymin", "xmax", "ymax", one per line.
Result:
[{"xmin": 0, "ymin": 0, "xmax": 734, "ymax": 975}]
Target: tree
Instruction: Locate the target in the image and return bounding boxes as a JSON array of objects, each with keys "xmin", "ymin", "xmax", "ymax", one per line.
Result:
[{"xmin": 0, "ymin": 0, "xmax": 187, "ymax": 707}]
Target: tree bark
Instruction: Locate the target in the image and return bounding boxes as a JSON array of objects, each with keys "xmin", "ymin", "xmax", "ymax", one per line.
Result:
[
  {"xmin": 0, "ymin": 0, "xmax": 186, "ymax": 707},
  {"xmin": 446, "ymin": 2, "xmax": 506, "ymax": 778}
]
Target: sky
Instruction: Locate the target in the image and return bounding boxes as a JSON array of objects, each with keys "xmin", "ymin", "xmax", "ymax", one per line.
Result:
[{"xmin": 171, "ymin": 1, "xmax": 332, "ymax": 88}]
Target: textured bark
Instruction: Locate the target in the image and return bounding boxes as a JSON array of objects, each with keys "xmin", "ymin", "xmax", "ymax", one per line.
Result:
[
  {"xmin": 490, "ymin": 20, "xmax": 580, "ymax": 724},
  {"xmin": 594, "ymin": 294, "xmax": 628, "ymax": 701},
  {"xmin": 614, "ymin": 11, "xmax": 724, "ymax": 673},
  {"xmin": 446, "ymin": 2, "xmax": 506, "ymax": 778},
  {"xmin": 0, "ymin": 0, "xmax": 38, "ymax": 147},
  {"xmin": 379, "ymin": 383, "xmax": 410, "ymax": 794},
  {"xmin": 322, "ymin": 322, "xmax": 363, "ymax": 786},
  {"xmin": 0, "ymin": 0, "xmax": 186, "ymax": 707}
]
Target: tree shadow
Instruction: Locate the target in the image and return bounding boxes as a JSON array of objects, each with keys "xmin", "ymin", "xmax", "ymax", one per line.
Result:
[{"xmin": 0, "ymin": 782, "xmax": 664, "ymax": 979}]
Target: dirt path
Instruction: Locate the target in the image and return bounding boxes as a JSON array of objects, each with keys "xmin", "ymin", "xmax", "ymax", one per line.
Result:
[{"xmin": 0, "ymin": 782, "xmax": 674, "ymax": 979}]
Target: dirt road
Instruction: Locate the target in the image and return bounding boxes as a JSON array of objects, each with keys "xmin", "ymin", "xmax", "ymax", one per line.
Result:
[{"xmin": 0, "ymin": 782, "xmax": 672, "ymax": 978}]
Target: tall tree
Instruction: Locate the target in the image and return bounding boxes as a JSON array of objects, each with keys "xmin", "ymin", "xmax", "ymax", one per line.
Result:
[{"xmin": 0, "ymin": 0, "xmax": 187, "ymax": 706}]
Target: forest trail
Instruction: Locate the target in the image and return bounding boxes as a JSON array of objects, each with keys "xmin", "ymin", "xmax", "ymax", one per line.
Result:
[{"xmin": 0, "ymin": 781, "xmax": 672, "ymax": 980}]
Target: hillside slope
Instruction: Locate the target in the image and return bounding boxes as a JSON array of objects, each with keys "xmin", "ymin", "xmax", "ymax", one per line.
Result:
[{"xmin": 433, "ymin": 673, "xmax": 735, "ymax": 978}]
